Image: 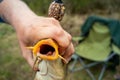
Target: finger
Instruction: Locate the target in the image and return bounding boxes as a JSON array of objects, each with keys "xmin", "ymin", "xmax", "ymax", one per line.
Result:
[
  {"xmin": 62, "ymin": 43, "xmax": 74, "ymax": 63},
  {"xmin": 55, "ymin": 30, "xmax": 71, "ymax": 47},
  {"xmin": 19, "ymin": 40, "xmax": 34, "ymax": 68},
  {"xmin": 55, "ymin": 31, "xmax": 72, "ymax": 55},
  {"xmin": 29, "ymin": 26, "xmax": 71, "ymax": 49}
]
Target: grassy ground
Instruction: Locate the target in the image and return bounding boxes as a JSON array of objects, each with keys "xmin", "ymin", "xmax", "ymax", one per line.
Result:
[
  {"xmin": 0, "ymin": 24, "xmax": 35, "ymax": 80},
  {"xmin": 0, "ymin": 14, "xmax": 119, "ymax": 80}
]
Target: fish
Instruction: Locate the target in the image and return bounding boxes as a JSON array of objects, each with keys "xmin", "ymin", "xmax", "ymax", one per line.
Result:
[
  {"xmin": 34, "ymin": 59, "xmax": 66, "ymax": 80},
  {"xmin": 27, "ymin": 39, "xmax": 67, "ymax": 80}
]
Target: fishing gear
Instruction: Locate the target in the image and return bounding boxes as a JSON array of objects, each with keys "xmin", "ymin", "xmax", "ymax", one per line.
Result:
[{"xmin": 48, "ymin": 0, "xmax": 65, "ymax": 21}]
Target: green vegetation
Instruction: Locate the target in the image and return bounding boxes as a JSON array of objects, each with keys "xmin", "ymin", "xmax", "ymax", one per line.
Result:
[
  {"xmin": 23, "ymin": 0, "xmax": 51, "ymax": 15},
  {"xmin": 0, "ymin": 24, "xmax": 34, "ymax": 80}
]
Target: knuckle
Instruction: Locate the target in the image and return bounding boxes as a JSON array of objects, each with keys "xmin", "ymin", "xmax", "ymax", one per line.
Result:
[
  {"xmin": 50, "ymin": 18, "xmax": 60, "ymax": 26},
  {"xmin": 64, "ymin": 35, "xmax": 72, "ymax": 48},
  {"xmin": 68, "ymin": 34, "xmax": 72, "ymax": 41},
  {"xmin": 62, "ymin": 42, "xmax": 70, "ymax": 49},
  {"xmin": 50, "ymin": 18, "xmax": 58, "ymax": 23},
  {"xmin": 54, "ymin": 28, "xmax": 63, "ymax": 37}
]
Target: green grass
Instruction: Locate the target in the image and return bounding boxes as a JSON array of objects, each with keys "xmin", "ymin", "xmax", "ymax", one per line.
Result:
[{"xmin": 0, "ymin": 24, "xmax": 34, "ymax": 80}]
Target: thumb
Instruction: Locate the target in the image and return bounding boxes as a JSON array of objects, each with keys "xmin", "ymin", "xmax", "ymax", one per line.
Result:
[{"xmin": 19, "ymin": 41, "xmax": 34, "ymax": 68}]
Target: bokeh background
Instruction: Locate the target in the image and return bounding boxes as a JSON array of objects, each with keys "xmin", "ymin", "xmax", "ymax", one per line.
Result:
[{"xmin": 0, "ymin": 0, "xmax": 120, "ymax": 80}]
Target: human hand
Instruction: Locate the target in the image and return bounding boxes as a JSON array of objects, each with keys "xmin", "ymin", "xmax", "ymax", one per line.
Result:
[
  {"xmin": 0, "ymin": 0, "xmax": 74, "ymax": 69},
  {"xmin": 16, "ymin": 16, "xmax": 74, "ymax": 68}
]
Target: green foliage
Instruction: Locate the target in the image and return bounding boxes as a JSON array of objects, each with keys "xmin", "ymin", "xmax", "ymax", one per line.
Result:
[
  {"xmin": 0, "ymin": 24, "xmax": 14, "ymax": 37},
  {"xmin": 64, "ymin": 0, "xmax": 96, "ymax": 14},
  {"xmin": 0, "ymin": 24, "xmax": 34, "ymax": 80},
  {"xmin": 23, "ymin": 0, "xmax": 51, "ymax": 15}
]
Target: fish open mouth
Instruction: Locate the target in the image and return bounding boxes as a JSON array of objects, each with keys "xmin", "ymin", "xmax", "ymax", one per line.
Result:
[
  {"xmin": 27, "ymin": 38, "xmax": 60, "ymax": 60},
  {"xmin": 39, "ymin": 44, "xmax": 55, "ymax": 56}
]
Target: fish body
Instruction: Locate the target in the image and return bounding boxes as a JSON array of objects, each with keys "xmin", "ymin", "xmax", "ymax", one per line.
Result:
[{"xmin": 34, "ymin": 59, "xmax": 66, "ymax": 80}]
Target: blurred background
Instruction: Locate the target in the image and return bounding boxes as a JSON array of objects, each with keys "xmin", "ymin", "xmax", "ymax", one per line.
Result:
[{"xmin": 0, "ymin": 0, "xmax": 120, "ymax": 80}]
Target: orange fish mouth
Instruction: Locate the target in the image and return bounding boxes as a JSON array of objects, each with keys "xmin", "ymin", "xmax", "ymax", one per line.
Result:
[
  {"xmin": 36, "ymin": 43, "xmax": 58, "ymax": 60},
  {"xmin": 27, "ymin": 38, "xmax": 67, "ymax": 62}
]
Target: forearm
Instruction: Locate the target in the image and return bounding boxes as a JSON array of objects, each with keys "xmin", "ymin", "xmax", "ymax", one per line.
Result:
[{"xmin": 0, "ymin": 0, "xmax": 37, "ymax": 30}]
